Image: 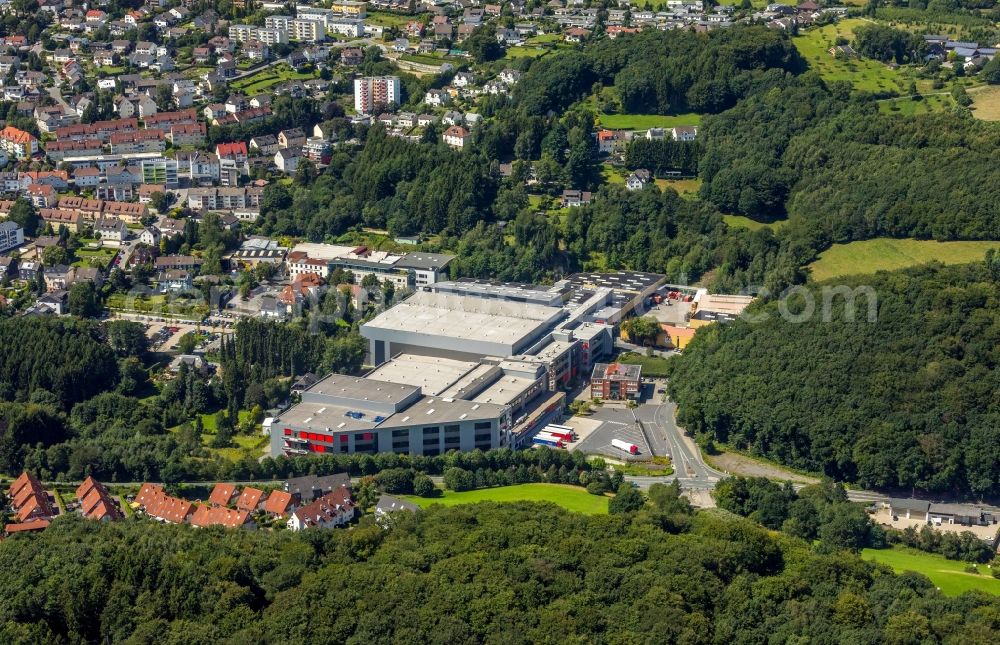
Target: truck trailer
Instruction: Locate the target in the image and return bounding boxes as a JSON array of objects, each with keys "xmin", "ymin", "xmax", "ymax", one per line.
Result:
[{"xmin": 611, "ymin": 438, "xmax": 639, "ymax": 455}]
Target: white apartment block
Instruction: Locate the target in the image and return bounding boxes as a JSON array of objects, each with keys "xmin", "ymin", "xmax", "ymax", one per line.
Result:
[
  {"xmin": 0, "ymin": 221, "xmax": 24, "ymax": 252},
  {"xmin": 354, "ymin": 76, "xmax": 400, "ymax": 115},
  {"xmin": 264, "ymin": 16, "xmax": 324, "ymax": 41},
  {"xmin": 328, "ymin": 18, "xmax": 364, "ymax": 37},
  {"xmin": 229, "ymin": 24, "xmax": 289, "ymax": 45}
]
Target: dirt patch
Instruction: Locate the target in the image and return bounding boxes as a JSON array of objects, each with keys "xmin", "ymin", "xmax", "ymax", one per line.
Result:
[{"xmin": 707, "ymin": 451, "xmax": 818, "ymax": 485}]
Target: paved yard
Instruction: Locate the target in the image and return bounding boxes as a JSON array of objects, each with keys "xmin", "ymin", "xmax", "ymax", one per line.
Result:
[{"xmin": 572, "ymin": 405, "xmax": 649, "ymax": 460}]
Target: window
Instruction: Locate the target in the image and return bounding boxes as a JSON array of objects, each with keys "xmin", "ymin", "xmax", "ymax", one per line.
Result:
[
  {"xmin": 444, "ymin": 436, "xmax": 460, "ymax": 446},
  {"xmin": 392, "ymin": 429, "xmax": 409, "ymax": 438},
  {"xmin": 474, "ymin": 421, "xmax": 491, "ymax": 431},
  {"xmin": 444, "ymin": 424, "xmax": 460, "ymax": 434},
  {"xmin": 475, "ymin": 432, "xmax": 492, "ymax": 442},
  {"xmin": 422, "ymin": 426, "xmax": 439, "ymax": 436},
  {"xmin": 424, "ymin": 448, "xmax": 440, "ymax": 457}
]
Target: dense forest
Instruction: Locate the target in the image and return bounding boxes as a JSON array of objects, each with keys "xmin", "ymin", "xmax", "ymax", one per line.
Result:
[
  {"xmin": 666, "ymin": 260, "xmax": 1000, "ymax": 497},
  {"xmin": 0, "ymin": 318, "xmax": 118, "ymax": 407},
  {"xmin": 2, "ymin": 501, "xmax": 999, "ymax": 643}
]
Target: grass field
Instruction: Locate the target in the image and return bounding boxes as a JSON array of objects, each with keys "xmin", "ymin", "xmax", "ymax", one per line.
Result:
[
  {"xmin": 231, "ymin": 64, "xmax": 315, "ymax": 94},
  {"xmin": 366, "ymin": 10, "xmax": 412, "ymax": 27},
  {"xmin": 657, "ymin": 178, "xmax": 702, "ymax": 198},
  {"xmin": 793, "ymin": 20, "xmax": 928, "ymax": 94},
  {"xmin": 723, "ymin": 214, "xmax": 788, "ymax": 232},
  {"xmin": 401, "ymin": 52, "xmax": 447, "ymax": 66},
  {"xmin": 808, "ymin": 238, "xmax": 999, "ymax": 281},
  {"xmin": 878, "ymin": 93, "xmax": 954, "ymax": 116},
  {"xmin": 504, "ymin": 47, "xmax": 549, "ymax": 59},
  {"xmin": 970, "ymin": 85, "xmax": 1000, "ymax": 121},
  {"xmin": 863, "ymin": 547, "xmax": 1000, "ymax": 596},
  {"xmin": 405, "ymin": 484, "xmax": 609, "ymax": 514},
  {"xmin": 616, "ymin": 351, "xmax": 674, "ymax": 377},
  {"xmin": 597, "ymin": 112, "xmax": 702, "ymax": 130}
]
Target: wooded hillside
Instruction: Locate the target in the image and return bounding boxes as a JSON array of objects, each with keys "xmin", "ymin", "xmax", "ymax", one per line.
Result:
[
  {"xmin": 1, "ymin": 504, "xmax": 997, "ymax": 643},
  {"xmin": 667, "ymin": 260, "xmax": 1000, "ymax": 496}
]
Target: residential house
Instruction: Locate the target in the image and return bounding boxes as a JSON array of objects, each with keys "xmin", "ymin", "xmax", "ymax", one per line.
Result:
[
  {"xmin": 236, "ymin": 487, "xmax": 268, "ymax": 512},
  {"xmin": 262, "ymin": 490, "xmax": 295, "ymax": 517},
  {"xmin": 44, "ymin": 264, "xmax": 74, "ymax": 290},
  {"xmin": 155, "ymin": 256, "xmax": 202, "ymax": 273},
  {"xmin": 274, "ymin": 147, "xmax": 302, "ymax": 173},
  {"xmin": 374, "ymin": 494, "xmax": 419, "ymax": 528},
  {"xmin": 671, "ymin": 126, "xmax": 698, "ymax": 141},
  {"xmin": 74, "ymin": 477, "xmax": 122, "ymax": 522},
  {"xmin": 287, "ymin": 488, "xmax": 355, "ymax": 531},
  {"xmin": 116, "ymin": 94, "xmax": 157, "ymax": 119},
  {"xmin": 561, "ymin": 189, "xmax": 593, "ymax": 208},
  {"xmin": 94, "ymin": 217, "xmax": 128, "ymax": 243},
  {"xmin": 216, "ymin": 141, "xmax": 248, "ymax": 164},
  {"xmin": 442, "ymin": 125, "xmax": 470, "ymax": 149},
  {"xmin": 250, "ymin": 134, "xmax": 280, "ymax": 155},
  {"xmin": 190, "ymin": 505, "xmax": 255, "ymax": 529},
  {"xmin": 278, "ymin": 127, "xmax": 306, "ymax": 148},
  {"xmin": 139, "ymin": 226, "xmax": 161, "ymax": 246},
  {"xmin": 208, "ymin": 482, "xmax": 238, "ymax": 507},
  {"xmin": 626, "ymin": 169, "xmax": 651, "ymax": 191}
]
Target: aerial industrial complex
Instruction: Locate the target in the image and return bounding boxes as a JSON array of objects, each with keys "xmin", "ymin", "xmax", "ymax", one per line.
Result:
[{"xmin": 268, "ymin": 271, "xmax": 665, "ymax": 458}]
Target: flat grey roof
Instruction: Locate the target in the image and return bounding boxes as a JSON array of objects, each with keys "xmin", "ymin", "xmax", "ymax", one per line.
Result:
[
  {"xmin": 398, "ymin": 252, "xmax": 454, "ymax": 270},
  {"xmin": 366, "ymin": 354, "xmax": 477, "ymax": 396},
  {"xmin": 888, "ymin": 498, "xmax": 930, "ymax": 513},
  {"xmin": 275, "ymin": 401, "xmax": 384, "ymax": 433},
  {"xmin": 565, "ymin": 271, "xmax": 665, "ymax": 294},
  {"xmin": 472, "ymin": 374, "xmax": 538, "ymax": 406},
  {"xmin": 362, "ymin": 291, "xmax": 563, "ymax": 348},
  {"xmin": 593, "ymin": 362, "xmax": 642, "ymax": 380},
  {"xmin": 379, "ymin": 395, "xmax": 507, "ymax": 429},
  {"xmin": 306, "ymin": 373, "xmax": 419, "ymax": 406}
]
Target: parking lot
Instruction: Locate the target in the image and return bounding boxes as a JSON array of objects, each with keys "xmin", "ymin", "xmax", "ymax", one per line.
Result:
[{"xmin": 571, "ymin": 404, "xmax": 650, "ymax": 461}]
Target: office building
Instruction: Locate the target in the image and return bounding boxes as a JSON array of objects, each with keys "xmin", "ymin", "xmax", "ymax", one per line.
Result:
[{"xmin": 590, "ymin": 362, "xmax": 642, "ymax": 401}]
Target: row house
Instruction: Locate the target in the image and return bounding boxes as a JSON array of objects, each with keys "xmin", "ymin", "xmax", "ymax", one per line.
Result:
[
  {"xmin": 39, "ymin": 208, "xmax": 81, "ymax": 232},
  {"xmin": 56, "ymin": 118, "xmax": 138, "ymax": 144},
  {"xmin": 74, "ymin": 477, "xmax": 123, "ymax": 522},
  {"xmin": 135, "ymin": 483, "xmax": 195, "ymax": 524},
  {"xmin": 190, "ymin": 505, "xmax": 255, "ymax": 529},
  {"xmin": 144, "ymin": 108, "xmax": 199, "ymax": 129},
  {"xmin": 167, "ymin": 122, "xmax": 206, "ymax": 146},
  {"xmin": 7, "ymin": 472, "xmax": 54, "ymax": 524},
  {"xmin": 58, "ymin": 196, "xmax": 104, "ymax": 222},
  {"xmin": 104, "ymin": 201, "xmax": 148, "ymax": 224},
  {"xmin": 45, "ymin": 138, "xmax": 103, "ymax": 161},
  {"xmin": 109, "ymin": 129, "xmax": 165, "ymax": 154}
]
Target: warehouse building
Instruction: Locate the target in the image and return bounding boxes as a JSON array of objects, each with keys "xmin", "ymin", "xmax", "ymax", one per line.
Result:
[
  {"xmin": 269, "ymin": 366, "xmax": 511, "ymax": 458},
  {"xmin": 273, "ymin": 272, "xmax": 661, "ymax": 458}
]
